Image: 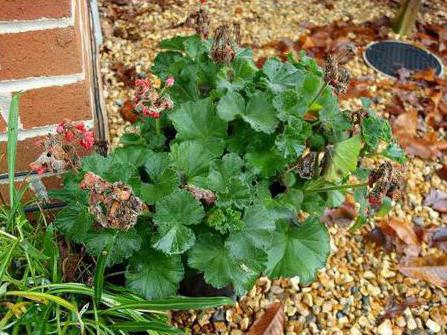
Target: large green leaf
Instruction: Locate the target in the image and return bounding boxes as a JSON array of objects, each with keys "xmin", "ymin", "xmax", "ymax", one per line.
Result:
[
  {"xmin": 170, "ymin": 141, "xmax": 215, "ymax": 182},
  {"xmin": 262, "ymin": 58, "xmax": 303, "ymax": 93},
  {"xmin": 245, "ymin": 149, "xmax": 286, "ymax": 178},
  {"xmin": 207, "ymin": 154, "xmax": 252, "ymax": 209},
  {"xmin": 226, "ymin": 205, "xmax": 276, "ymax": 267},
  {"xmin": 54, "ymin": 204, "xmax": 93, "ymax": 243},
  {"xmin": 361, "ymin": 116, "xmax": 392, "ymax": 151},
  {"xmin": 217, "ymin": 91, "xmax": 245, "ymax": 121},
  {"xmin": 84, "ymin": 229, "xmax": 142, "ymax": 266},
  {"xmin": 151, "ymin": 51, "xmax": 183, "ymax": 80},
  {"xmin": 216, "ymin": 58, "xmax": 258, "ymax": 92},
  {"xmin": 323, "ymin": 135, "xmax": 362, "ymax": 182},
  {"xmin": 266, "ymin": 217, "xmax": 330, "ymax": 283},
  {"xmin": 139, "ymin": 152, "xmax": 179, "ymax": 204},
  {"xmin": 242, "ymin": 91, "xmax": 278, "ymax": 134},
  {"xmin": 275, "ymin": 116, "xmax": 310, "ymax": 160},
  {"xmin": 170, "ymin": 98, "xmax": 227, "ymax": 156},
  {"xmin": 152, "ymin": 190, "xmax": 204, "ymax": 254},
  {"xmin": 126, "ymin": 248, "xmax": 184, "ymax": 299},
  {"xmin": 188, "ymin": 234, "xmax": 258, "ymax": 295}
]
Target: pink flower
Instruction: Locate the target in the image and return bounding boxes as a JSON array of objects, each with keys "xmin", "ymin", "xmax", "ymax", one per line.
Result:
[
  {"xmin": 160, "ymin": 98, "xmax": 174, "ymax": 110},
  {"xmin": 75, "ymin": 122, "xmax": 87, "ymax": 133},
  {"xmin": 135, "ymin": 79, "xmax": 151, "ymax": 96},
  {"xmin": 56, "ymin": 122, "xmax": 65, "ymax": 134},
  {"xmin": 166, "ymin": 76, "xmax": 175, "ymax": 88},
  {"xmin": 30, "ymin": 162, "xmax": 46, "ymax": 175},
  {"xmin": 141, "ymin": 106, "xmax": 151, "ymax": 117},
  {"xmin": 80, "ymin": 131, "xmax": 95, "ymax": 150},
  {"xmin": 64, "ymin": 130, "xmax": 75, "ymax": 142}
]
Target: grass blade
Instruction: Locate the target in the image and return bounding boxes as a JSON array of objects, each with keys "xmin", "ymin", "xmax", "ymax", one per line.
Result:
[
  {"xmin": 6, "ymin": 93, "xmax": 21, "ymax": 208},
  {"xmin": 94, "ymin": 249, "xmax": 109, "ymax": 304},
  {"xmin": 5, "ymin": 291, "xmax": 76, "ymax": 312},
  {"xmin": 106, "ymin": 296, "xmax": 234, "ymax": 312},
  {"xmin": 0, "ymin": 240, "xmax": 19, "ymax": 281}
]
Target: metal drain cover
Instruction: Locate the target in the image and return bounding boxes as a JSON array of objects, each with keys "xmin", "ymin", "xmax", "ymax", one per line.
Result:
[{"xmin": 364, "ymin": 40, "xmax": 444, "ymax": 78}]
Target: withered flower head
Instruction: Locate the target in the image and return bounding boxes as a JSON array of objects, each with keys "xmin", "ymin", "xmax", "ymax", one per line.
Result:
[
  {"xmin": 81, "ymin": 172, "xmax": 146, "ymax": 230},
  {"xmin": 368, "ymin": 162, "xmax": 403, "ymax": 207},
  {"xmin": 186, "ymin": 6, "xmax": 210, "ymax": 39},
  {"xmin": 210, "ymin": 24, "xmax": 239, "ymax": 64},
  {"xmin": 185, "ymin": 184, "xmax": 216, "ymax": 205},
  {"xmin": 296, "ymin": 151, "xmax": 319, "ymax": 180},
  {"xmin": 323, "ymin": 45, "xmax": 355, "ymax": 95}
]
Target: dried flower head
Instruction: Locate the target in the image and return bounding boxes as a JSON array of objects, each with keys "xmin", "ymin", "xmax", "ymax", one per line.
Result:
[
  {"xmin": 186, "ymin": 5, "xmax": 210, "ymax": 39},
  {"xmin": 296, "ymin": 151, "xmax": 319, "ymax": 179},
  {"xmin": 80, "ymin": 172, "xmax": 146, "ymax": 230},
  {"xmin": 210, "ymin": 24, "xmax": 240, "ymax": 64},
  {"xmin": 323, "ymin": 45, "xmax": 355, "ymax": 95},
  {"xmin": 368, "ymin": 162, "xmax": 403, "ymax": 207},
  {"xmin": 185, "ymin": 184, "xmax": 216, "ymax": 205}
]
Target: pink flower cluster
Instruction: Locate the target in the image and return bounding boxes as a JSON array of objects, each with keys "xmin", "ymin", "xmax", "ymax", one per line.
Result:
[
  {"xmin": 56, "ymin": 121, "xmax": 95, "ymax": 150},
  {"xmin": 134, "ymin": 76, "xmax": 175, "ymax": 119}
]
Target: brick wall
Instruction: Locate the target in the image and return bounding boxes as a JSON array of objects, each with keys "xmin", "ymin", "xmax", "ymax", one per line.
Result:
[{"xmin": 0, "ymin": 0, "xmax": 102, "ymax": 203}]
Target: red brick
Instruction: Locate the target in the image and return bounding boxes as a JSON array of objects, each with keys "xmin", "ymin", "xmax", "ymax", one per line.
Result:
[
  {"xmin": 20, "ymin": 81, "xmax": 92, "ymax": 129},
  {"xmin": 0, "ymin": 0, "xmax": 71, "ymax": 21},
  {"xmin": 0, "ymin": 136, "xmax": 47, "ymax": 173},
  {"xmin": 0, "ymin": 116, "xmax": 6, "ymax": 133},
  {"xmin": 0, "ymin": 27, "xmax": 82, "ymax": 80}
]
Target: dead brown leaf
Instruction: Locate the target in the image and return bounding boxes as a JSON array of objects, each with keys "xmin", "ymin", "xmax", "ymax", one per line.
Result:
[
  {"xmin": 248, "ymin": 302, "xmax": 285, "ymax": 335},
  {"xmin": 321, "ymin": 197, "xmax": 357, "ymax": 227},
  {"xmin": 424, "ymin": 189, "xmax": 447, "ymax": 213},
  {"xmin": 111, "ymin": 62, "xmax": 137, "ymax": 87},
  {"xmin": 119, "ymin": 99, "xmax": 138, "ymax": 123},
  {"xmin": 412, "ymin": 68, "xmax": 437, "ymax": 82},
  {"xmin": 377, "ymin": 296, "xmax": 424, "ymax": 323},
  {"xmin": 423, "ymin": 226, "xmax": 447, "ymax": 251},
  {"xmin": 379, "ymin": 219, "xmax": 421, "ymax": 256},
  {"xmin": 393, "ymin": 109, "xmax": 447, "ymax": 159},
  {"xmin": 398, "ymin": 255, "xmax": 447, "ymax": 287}
]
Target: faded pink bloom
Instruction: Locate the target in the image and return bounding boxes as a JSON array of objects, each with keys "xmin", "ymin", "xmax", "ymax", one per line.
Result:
[
  {"xmin": 166, "ymin": 76, "xmax": 175, "ymax": 87},
  {"xmin": 75, "ymin": 122, "xmax": 87, "ymax": 133},
  {"xmin": 56, "ymin": 121, "xmax": 65, "ymax": 134},
  {"xmin": 135, "ymin": 78, "xmax": 151, "ymax": 96},
  {"xmin": 30, "ymin": 162, "xmax": 46, "ymax": 175},
  {"xmin": 64, "ymin": 130, "xmax": 75, "ymax": 142},
  {"xmin": 80, "ymin": 131, "xmax": 95, "ymax": 150}
]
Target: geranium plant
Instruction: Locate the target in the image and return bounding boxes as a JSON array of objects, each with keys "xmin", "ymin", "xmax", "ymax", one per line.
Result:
[{"xmin": 51, "ymin": 24, "xmax": 405, "ymax": 299}]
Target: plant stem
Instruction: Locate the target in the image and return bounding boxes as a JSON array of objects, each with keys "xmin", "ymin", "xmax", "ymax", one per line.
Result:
[
  {"xmin": 307, "ymin": 82, "xmax": 328, "ymax": 110},
  {"xmin": 305, "ymin": 182, "xmax": 368, "ymax": 193}
]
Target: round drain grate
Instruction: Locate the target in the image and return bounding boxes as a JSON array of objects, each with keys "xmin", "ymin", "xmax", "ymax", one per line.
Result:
[{"xmin": 363, "ymin": 40, "xmax": 444, "ymax": 78}]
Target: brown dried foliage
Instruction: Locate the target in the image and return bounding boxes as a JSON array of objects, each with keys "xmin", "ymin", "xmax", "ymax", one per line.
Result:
[{"xmin": 248, "ymin": 302, "xmax": 285, "ymax": 335}]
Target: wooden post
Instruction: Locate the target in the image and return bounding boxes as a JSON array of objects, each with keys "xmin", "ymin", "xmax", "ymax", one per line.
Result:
[{"xmin": 392, "ymin": 0, "xmax": 422, "ymax": 36}]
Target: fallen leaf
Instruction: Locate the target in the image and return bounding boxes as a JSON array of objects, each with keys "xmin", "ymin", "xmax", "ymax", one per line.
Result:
[
  {"xmin": 379, "ymin": 219, "xmax": 421, "ymax": 256},
  {"xmin": 248, "ymin": 302, "xmax": 285, "ymax": 335},
  {"xmin": 377, "ymin": 296, "xmax": 424, "ymax": 323},
  {"xmin": 321, "ymin": 198, "xmax": 357, "ymax": 227},
  {"xmin": 111, "ymin": 62, "xmax": 137, "ymax": 87},
  {"xmin": 119, "ymin": 99, "xmax": 138, "ymax": 123},
  {"xmin": 412, "ymin": 68, "xmax": 437, "ymax": 82},
  {"xmin": 424, "ymin": 226, "xmax": 447, "ymax": 251},
  {"xmin": 393, "ymin": 110, "xmax": 447, "ymax": 159},
  {"xmin": 424, "ymin": 189, "xmax": 447, "ymax": 213},
  {"xmin": 398, "ymin": 255, "xmax": 447, "ymax": 287}
]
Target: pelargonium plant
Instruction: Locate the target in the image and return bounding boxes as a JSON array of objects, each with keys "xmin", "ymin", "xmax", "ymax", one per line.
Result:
[{"xmin": 51, "ymin": 22, "xmax": 405, "ymax": 299}]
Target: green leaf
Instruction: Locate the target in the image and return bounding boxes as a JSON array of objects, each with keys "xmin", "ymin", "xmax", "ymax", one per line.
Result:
[
  {"xmin": 262, "ymin": 58, "xmax": 303, "ymax": 93},
  {"xmin": 208, "ymin": 154, "xmax": 252, "ymax": 209},
  {"xmin": 94, "ymin": 238, "xmax": 115, "ymax": 304},
  {"xmin": 300, "ymin": 72, "xmax": 322, "ymax": 104},
  {"xmin": 266, "ymin": 217, "xmax": 330, "ymax": 283},
  {"xmin": 126, "ymin": 248, "xmax": 184, "ymax": 299},
  {"xmin": 382, "ymin": 143, "xmax": 407, "ymax": 163},
  {"xmin": 139, "ymin": 152, "xmax": 179, "ymax": 204},
  {"xmin": 206, "ymin": 207, "xmax": 244, "ymax": 234},
  {"xmin": 84, "ymin": 229, "xmax": 142, "ymax": 266},
  {"xmin": 217, "ymin": 91, "xmax": 245, "ymax": 121},
  {"xmin": 152, "ymin": 51, "xmax": 183, "ymax": 80},
  {"xmin": 7, "ymin": 93, "xmax": 20, "ymax": 207},
  {"xmin": 226, "ymin": 205, "xmax": 276, "ymax": 262},
  {"xmin": 275, "ymin": 116, "xmax": 310, "ymax": 160},
  {"xmin": 159, "ymin": 35, "xmax": 195, "ymax": 52},
  {"xmin": 216, "ymin": 58, "xmax": 258, "ymax": 92},
  {"xmin": 81, "ymin": 154, "xmax": 113, "ymax": 176},
  {"xmin": 111, "ymin": 145, "xmax": 150, "ymax": 168},
  {"xmin": 183, "ymin": 35, "xmax": 208, "ymax": 59},
  {"xmin": 170, "ymin": 98, "xmax": 227, "ymax": 156},
  {"xmin": 361, "ymin": 116, "xmax": 392, "ymax": 151},
  {"xmin": 170, "ymin": 141, "xmax": 215, "ymax": 182},
  {"xmin": 245, "ymin": 149, "xmax": 286, "ymax": 178},
  {"xmin": 376, "ymin": 196, "xmax": 393, "ymax": 217},
  {"xmin": 188, "ymin": 234, "xmax": 258, "ymax": 295},
  {"xmin": 242, "ymin": 90, "xmax": 278, "ymax": 134},
  {"xmin": 323, "ymin": 135, "xmax": 362, "ymax": 182},
  {"xmin": 54, "ymin": 204, "xmax": 93, "ymax": 243},
  {"xmin": 152, "ymin": 190, "xmax": 204, "ymax": 254}
]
